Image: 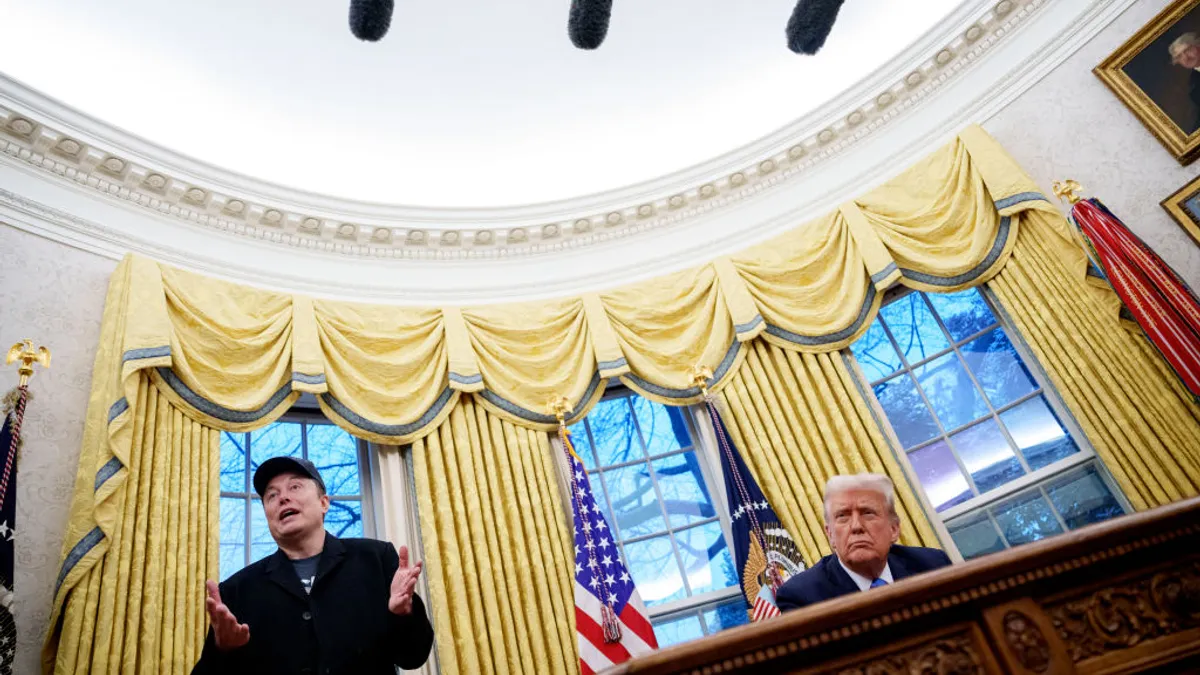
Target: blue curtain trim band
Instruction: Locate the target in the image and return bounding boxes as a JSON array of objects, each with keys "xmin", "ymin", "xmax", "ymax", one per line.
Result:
[
  {"xmin": 623, "ymin": 340, "xmax": 741, "ymax": 400},
  {"xmin": 291, "ymin": 372, "xmax": 326, "ymax": 385},
  {"xmin": 734, "ymin": 315, "xmax": 764, "ymax": 335},
  {"xmin": 320, "ymin": 387, "xmax": 454, "ymax": 437},
  {"xmin": 122, "ymin": 345, "xmax": 172, "ymax": 362},
  {"xmin": 54, "ymin": 526, "xmax": 105, "ymax": 598},
  {"xmin": 597, "ymin": 357, "xmax": 628, "ymax": 372},
  {"xmin": 157, "ymin": 368, "xmax": 294, "ymax": 424},
  {"xmin": 449, "ymin": 372, "xmax": 483, "ymax": 386},
  {"xmin": 764, "ymin": 284, "xmax": 877, "ymax": 347},
  {"xmin": 480, "ymin": 373, "xmax": 603, "ymax": 424},
  {"xmin": 994, "ymin": 192, "xmax": 1049, "ymax": 211},
  {"xmin": 93, "ymin": 457, "xmax": 123, "ymax": 491},
  {"xmin": 900, "ymin": 216, "xmax": 1011, "ymax": 287},
  {"xmin": 107, "ymin": 397, "xmax": 129, "ymax": 424},
  {"xmin": 870, "ymin": 263, "xmax": 900, "ymax": 284}
]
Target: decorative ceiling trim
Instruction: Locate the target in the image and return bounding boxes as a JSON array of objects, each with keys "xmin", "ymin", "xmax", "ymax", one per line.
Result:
[{"xmin": 1, "ymin": 0, "xmax": 1050, "ymax": 261}]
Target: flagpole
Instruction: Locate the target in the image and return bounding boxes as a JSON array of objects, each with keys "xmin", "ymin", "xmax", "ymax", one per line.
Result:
[{"xmin": 4, "ymin": 340, "xmax": 50, "ymax": 509}]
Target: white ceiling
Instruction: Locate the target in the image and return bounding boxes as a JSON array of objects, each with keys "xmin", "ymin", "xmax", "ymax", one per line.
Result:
[{"xmin": 2, "ymin": 0, "xmax": 962, "ymax": 207}]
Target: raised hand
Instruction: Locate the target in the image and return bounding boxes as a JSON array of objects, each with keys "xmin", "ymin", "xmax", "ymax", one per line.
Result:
[
  {"xmin": 205, "ymin": 579, "xmax": 250, "ymax": 650},
  {"xmin": 388, "ymin": 545, "xmax": 424, "ymax": 616}
]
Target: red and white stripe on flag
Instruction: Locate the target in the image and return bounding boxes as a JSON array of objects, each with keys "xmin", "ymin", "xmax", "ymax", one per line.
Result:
[
  {"xmin": 576, "ymin": 583, "xmax": 657, "ymax": 674},
  {"xmin": 751, "ymin": 585, "xmax": 781, "ymax": 622}
]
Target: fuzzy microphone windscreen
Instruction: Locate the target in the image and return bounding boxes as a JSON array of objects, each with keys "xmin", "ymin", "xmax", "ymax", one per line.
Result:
[
  {"xmin": 786, "ymin": 0, "xmax": 845, "ymax": 55},
  {"xmin": 349, "ymin": 0, "xmax": 394, "ymax": 42},
  {"xmin": 569, "ymin": 0, "xmax": 613, "ymax": 50}
]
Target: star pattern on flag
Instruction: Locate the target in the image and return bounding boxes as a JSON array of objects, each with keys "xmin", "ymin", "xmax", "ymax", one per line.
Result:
[{"xmin": 731, "ymin": 499, "xmax": 774, "ymax": 522}]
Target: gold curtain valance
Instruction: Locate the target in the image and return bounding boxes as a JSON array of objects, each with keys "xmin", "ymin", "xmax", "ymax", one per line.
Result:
[{"xmin": 88, "ymin": 126, "xmax": 1055, "ymax": 442}]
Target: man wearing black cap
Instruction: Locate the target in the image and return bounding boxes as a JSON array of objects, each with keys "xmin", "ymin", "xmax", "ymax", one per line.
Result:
[{"xmin": 192, "ymin": 456, "xmax": 434, "ymax": 674}]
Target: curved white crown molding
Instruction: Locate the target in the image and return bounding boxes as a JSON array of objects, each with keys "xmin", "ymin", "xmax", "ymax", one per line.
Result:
[{"xmin": 2, "ymin": 0, "xmax": 1133, "ymax": 302}]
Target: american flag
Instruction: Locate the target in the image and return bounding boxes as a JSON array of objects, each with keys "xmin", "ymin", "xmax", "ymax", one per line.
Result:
[{"xmin": 562, "ymin": 429, "xmax": 658, "ymax": 674}]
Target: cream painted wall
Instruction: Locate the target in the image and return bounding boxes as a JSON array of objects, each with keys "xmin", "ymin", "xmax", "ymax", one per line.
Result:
[
  {"xmin": 984, "ymin": 0, "xmax": 1200, "ymax": 289},
  {"xmin": 0, "ymin": 223, "xmax": 115, "ymax": 674}
]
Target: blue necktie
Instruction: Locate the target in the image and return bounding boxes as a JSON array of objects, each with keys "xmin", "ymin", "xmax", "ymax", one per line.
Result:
[{"xmin": 870, "ymin": 578, "xmax": 888, "ymax": 589}]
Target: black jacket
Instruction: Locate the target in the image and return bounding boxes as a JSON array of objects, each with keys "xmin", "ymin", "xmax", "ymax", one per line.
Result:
[
  {"xmin": 775, "ymin": 544, "xmax": 952, "ymax": 611},
  {"xmin": 192, "ymin": 532, "xmax": 434, "ymax": 675}
]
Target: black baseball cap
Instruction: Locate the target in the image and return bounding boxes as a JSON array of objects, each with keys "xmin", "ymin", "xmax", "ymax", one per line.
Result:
[{"xmin": 253, "ymin": 456, "xmax": 326, "ymax": 497}]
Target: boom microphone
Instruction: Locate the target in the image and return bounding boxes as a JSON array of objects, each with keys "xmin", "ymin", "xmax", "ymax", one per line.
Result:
[
  {"xmin": 349, "ymin": 0, "xmax": 394, "ymax": 42},
  {"xmin": 569, "ymin": 0, "xmax": 613, "ymax": 50},
  {"xmin": 786, "ymin": 0, "xmax": 845, "ymax": 55}
]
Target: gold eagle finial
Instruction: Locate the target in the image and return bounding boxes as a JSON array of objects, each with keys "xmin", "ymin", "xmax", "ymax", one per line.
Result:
[{"xmin": 6, "ymin": 339, "xmax": 51, "ymax": 387}]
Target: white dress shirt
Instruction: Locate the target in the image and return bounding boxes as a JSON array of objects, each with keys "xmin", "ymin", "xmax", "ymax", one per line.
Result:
[{"xmin": 837, "ymin": 557, "xmax": 894, "ymax": 591}]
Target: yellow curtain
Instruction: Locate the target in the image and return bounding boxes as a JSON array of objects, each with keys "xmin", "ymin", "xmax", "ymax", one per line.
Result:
[
  {"xmin": 411, "ymin": 396, "xmax": 577, "ymax": 675},
  {"xmin": 988, "ymin": 211, "xmax": 1200, "ymax": 509},
  {"xmin": 716, "ymin": 340, "xmax": 940, "ymax": 566},
  {"xmin": 46, "ymin": 374, "xmax": 219, "ymax": 674}
]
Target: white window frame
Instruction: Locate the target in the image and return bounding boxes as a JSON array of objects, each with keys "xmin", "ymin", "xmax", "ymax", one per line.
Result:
[
  {"xmin": 218, "ymin": 405, "xmax": 378, "ymax": 575},
  {"xmin": 844, "ymin": 285, "xmax": 1131, "ymax": 561},
  {"xmin": 549, "ymin": 386, "xmax": 746, "ymax": 638}
]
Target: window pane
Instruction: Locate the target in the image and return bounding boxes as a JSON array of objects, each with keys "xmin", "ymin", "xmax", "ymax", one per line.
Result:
[
  {"xmin": 306, "ymin": 424, "xmax": 360, "ymax": 496},
  {"xmin": 925, "ymin": 288, "xmax": 997, "ymax": 342},
  {"xmin": 1000, "ymin": 396, "xmax": 1079, "ymax": 471},
  {"xmin": 604, "ymin": 464, "xmax": 666, "ymax": 539},
  {"xmin": 960, "ymin": 328, "xmax": 1037, "ymax": 408},
  {"xmin": 220, "ymin": 432, "xmax": 247, "ymax": 493},
  {"xmin": 652, "ymin": 614, "xmax": 704, "ymax": 648},
  {"xmin": 587, "ymin": 473, "xmax": 616, "ymax": 530},
  {"xmin": 250, "ymin": 421, "xmax": 303, "ymax": 475},
  {"xmin": 914, "ymin": 353, "xmax": 991, "ymax": 431},
  {"xmin": 908, "ymin": 440, "xmax": 972, "ymax": 511},
  {"xmin": 250, "ymin": 503, "xmax": 277, "ymax": 563},
  {"xmin": 632, "ymin": 395, "xmax": 691, "ymax": 456},
  {"xmin": 879, "ymin": 294, "xmax": 951, "ymax": 364},
  {"xmin": 568, "ymin": 422, "xmax": 596, "ymax": 470},
  {"xmin": 624, "ymin": 534, "xmax": 686, "ymax": 606},
  {"xmin": 1046, "ymin": 466, "xmax": 1124, "ymax": 530},
  {"xmin": 219, "ymin": 497, "xmax": 246, "ymax": 581},
  {"xmin": 947, "ymin": 513, "xmax": 1006, "ymax": 560},
  {"xmin": 326, "ymin": 499, "xmax": 364, "ymax": 539},
  {"xmin": 589, "ymin": 398, "xmax": 644, "ymax": 466},
  {"xmin": 675, "ymin": 521, "xmax": 739, "ymax": 595},
  {"xmin": 652, "ymin": 452, "xmax": 716, "ymax": 528},
  {"xmin": 991, "ymin": 491, "xmax": 1064, "ymax": 546},
  {"xmin": 850, "ymin": 320, "xmax": 903, "ymax": 382},
  {"xmin": 875, "ymin": 375, "xmax": 939, "ymax": 448},
  {"xmin": 702, "ymin": 600, "xmax": 751, "ymax": 634},
  {"xmin": 949, "ymin": 419, "xmax": 1024, "ymax": 494}
]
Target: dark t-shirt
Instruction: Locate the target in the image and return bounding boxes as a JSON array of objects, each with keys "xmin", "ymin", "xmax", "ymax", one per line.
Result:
[{"xmin": 292, "ymin": 554, "xmax": 320, "ymax": 595}]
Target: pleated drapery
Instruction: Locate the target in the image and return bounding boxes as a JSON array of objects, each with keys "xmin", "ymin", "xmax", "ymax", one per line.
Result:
[
  {"xmin": 49, "ymin": 123, "xmax": 1200, "ymax": 675},
  {"xmin": 411, "ymin": 397, "xmax": 577, "ymax": 675},
  {"xmin": 989, "ymin": 211, "xmax": 1200, "ymax": 509},
  {"xmin": 715, "ymin": 341, "xmax": 940, "ymax": 566},
  {"xmin": 46, "ymin": 375, "xmax": 219, "ymax": 674}
]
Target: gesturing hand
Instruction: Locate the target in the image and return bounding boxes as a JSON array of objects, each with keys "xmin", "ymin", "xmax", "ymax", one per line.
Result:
[
  {"xmin": 389, "ymin": 545, "xmax": 424, "ymax": 616},
  {"xmin": 205, "ymin": 579, "xmax": 250, "ymax": 651}
]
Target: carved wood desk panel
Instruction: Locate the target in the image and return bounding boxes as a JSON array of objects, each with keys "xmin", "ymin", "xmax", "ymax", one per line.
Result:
[{"xmin": 606, "ymin": 497, "xmax": 1200, "ymax": 675}]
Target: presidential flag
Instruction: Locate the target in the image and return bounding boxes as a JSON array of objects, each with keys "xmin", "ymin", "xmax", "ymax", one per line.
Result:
[
  {"xmin": 0, "ymin": 390, "xmax": 25, "ymax": 674},
  {"xmin": 562, "ymin": 428, "xmax": 658, "ymax": 674},
  {"xmin": 703, "ymin": 399, "xmax": 805, "ymax": 621}
]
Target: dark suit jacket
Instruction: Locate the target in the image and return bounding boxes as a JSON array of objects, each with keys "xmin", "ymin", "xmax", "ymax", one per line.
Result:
[
  {"xmin": 776, "ymin": 545, "xmax": 952, "ymax": 612},
  {"xmin": 192, "ymin": 532, "xmax": 434, "ymax": 675}
]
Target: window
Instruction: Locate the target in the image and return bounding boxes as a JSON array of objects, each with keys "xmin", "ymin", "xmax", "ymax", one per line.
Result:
[
  {"xmin": 219, "ymin": 413, "xmax": 374, "ymax": 581},
  {"xmin": 567, "ymin": 390, "xmax": 749, "ymax": 648},
  {"xmin": 848, "ymin": 287, "xmax": 1128, "ymax": 560}
]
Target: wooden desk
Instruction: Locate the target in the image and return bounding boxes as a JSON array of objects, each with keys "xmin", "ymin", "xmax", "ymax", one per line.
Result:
[{"xmin": 607, "ymin": 497, "xmax": 1200, "ymax": 675}]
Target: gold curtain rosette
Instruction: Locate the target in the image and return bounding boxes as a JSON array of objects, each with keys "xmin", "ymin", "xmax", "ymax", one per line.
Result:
[{"xmin": 47, "ymin": 125, "xmax": 1060, "ymax": 669}]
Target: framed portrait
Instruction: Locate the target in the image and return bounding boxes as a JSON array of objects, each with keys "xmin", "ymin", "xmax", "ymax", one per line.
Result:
[
  {"xmin": 1161, "ymin": 174, "xmax": 1200, "ymax": 246},
  {"xmin": 1096, "ymin": 0, "xmax": 1200, "ymax": 164}
]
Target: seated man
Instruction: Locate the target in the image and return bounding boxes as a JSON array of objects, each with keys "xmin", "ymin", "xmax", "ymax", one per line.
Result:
[{"xmin": 776, "ymin": 473, "xmax": 951, "ymax": 611}]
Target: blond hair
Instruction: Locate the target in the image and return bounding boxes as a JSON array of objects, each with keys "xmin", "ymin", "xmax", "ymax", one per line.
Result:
[{"xmin": 823, "ymin": 473, "xmax": 897, "ymax": 521}]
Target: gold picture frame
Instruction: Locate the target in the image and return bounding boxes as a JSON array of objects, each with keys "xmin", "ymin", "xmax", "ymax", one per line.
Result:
[
  {"xmin": 1161, "ymin": 173, "xmax": 1200, "ymax": 246},
  {"xmin": 1096, "ymin": 0, "xmax": 1200, "ymax": 164}
]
